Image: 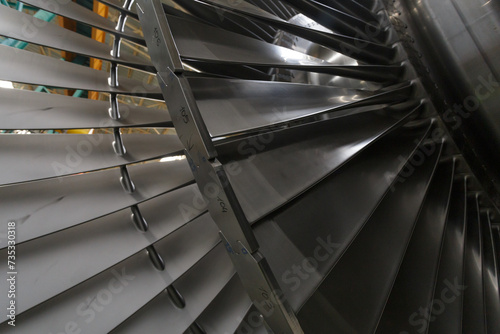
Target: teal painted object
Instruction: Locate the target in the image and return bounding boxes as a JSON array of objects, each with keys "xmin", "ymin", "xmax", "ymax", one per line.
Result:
[
  {"xmin": 1, "ymin": 3, "xmax": 57, "ymax": 92},
  {"xmin": 34, "ymin": 86, "xmax": 50, "ymax": 93},
  {"xmin": 1, "ymin": 2, "xmax": 88, "ymax": 98},
  {"xmin": 1, "ymin": 6, "xmax": 56, "ymax": 48},
  {"xmin": 72, "ymin": 90, "xmax": 85, "ymax": 97}
]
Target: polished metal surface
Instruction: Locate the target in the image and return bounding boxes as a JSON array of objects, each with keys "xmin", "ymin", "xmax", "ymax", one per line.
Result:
[
  {"xmin": 20, "ymin": 0, "xmax": 145, "ymax": 44},
  {"xmin": 375, "ymin": 159, "xmax": 455, "ymax": 333},
  {"xmin": 0, "ymin": 133, "xmax": 183, "ymax": 184},
  {"xmin": 111, "ymin": 244, "xmax": 234, "ymax": 333},
  {"xmin": 427, "ymin": 178, "xmax": 468, "ymax": 334},
  {"xmin": 0, "ymin": 45, "xmax": 162, "ymax": 96},
  {"xmin": 254, "ymin": 123, "xmax": 433, "ymax": 310},
  {"xmin": 165, "ymin": 14, "xmax": 402, "ymax": 82},
  {"xmin": 1, "ymin": 0, "xmax": 499, "ymax": 333},
  {"xmin": 0, "ymin": 214, "xmax": 220, "ymax": 332},
  {"xmin": 0, "ymin": 160, "xmax": 193, "ymax": 245},
  {"xmin": 0, "ymin": 184, "xmax": 204, "ymax": 315},
  {"xmin": 219, "ymin": 104, "xmax": 419, "ymax": 223},
  {"xmin": 297, "ymin": 139, "xmax": 444, "ymax": 333},
  {"xmin": 462, "ymin": 195, "xmax": 486, "ymax": 333},
  {"xmin": 399, "ymin": 0, "xmax": 500, "ymax": 207},
  {"xmin": 138, "ymin": 0, "xmax": 500, "ymax": 332},
  {"xmin": 190, "ymin": 77, "xmax": 412, "ymax": 137},
  {"xmin": 282, "ymin": 0, "xmax": 388, "ymax": 41},
  {"xmin": 0, "ymin": 88, "xmax": 170, "ymax": 130},
  {"xmin": 481, "ymin": 212, "xmax": 500, "ymax": 333},
  {"xmin": 174, "ymin": 0, "xmax": 396, "ymax": 64},
  {"xmin": 0, "ymin": 5, "xmax": 151, "ymax": 70}
]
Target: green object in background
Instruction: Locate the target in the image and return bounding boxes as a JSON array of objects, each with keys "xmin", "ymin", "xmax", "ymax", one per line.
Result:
[{"xmin": 1, "ymin": 5, "xmax": 56, "ymax": 48}]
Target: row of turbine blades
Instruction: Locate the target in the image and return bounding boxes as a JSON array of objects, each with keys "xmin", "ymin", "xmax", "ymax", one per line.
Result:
[{"xmin": 0, "ymin": 0, "xmax": 498, "ymax": 333}]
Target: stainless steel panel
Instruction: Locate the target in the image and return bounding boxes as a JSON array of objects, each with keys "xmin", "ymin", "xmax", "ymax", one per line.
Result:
[
  {"xmin": 254, "ymin": 122, "xmax": 433, "ymax": 310},
  {"xmin": 0, "ymin": 213, "xmax": 220, "ymax": 332},
  {"xmin": 0, "ymin": 185, "xmax": 205, "ymax": 315},
  {"xmin": 0, "ymin": 5, "xmax": 151, "ymax": 70},
  {"xmin": 0, "ymin": 88, "xmax": 170, "ymax": 130},
  {"xmin": 20, "ymin": 0, "xmax": 145, "ymax": 45},
  {"xmin": 0, "ymin": 159, "xmax": 193, "ymax": 246},
  {"xmin": 427, "ymin": 178, "xmax": 468, "ymax": 334},
  {"xmin": 0, "ymin": 133, "xmax": 183, "ymax": 185},
  {"xmin": 220, "ymin": 104, "xmax": 419, "ymax": 223},
  {"xmin": 462, "ymin": 195, "xmax": 486, "ymax": 333},
  {"xmin": 0, "ymin": 45, "xmax": 162, "ymax": 97},
  {"xmin": 189, "ymin": 77, "xmax": 412, "ymax": 137},
  {"xmin": 165, "ymin": 15, "xmax": 402, "ymax": 81},
  {"xmin": 375, "ymin": 159, "xmax": 455, "ymax": 333},
  {"xmin": 111, "ymin": 244, "xmax": 234, "ymax": 333},
  {"xmin": 297, "ymin": 138, "xmax": 443, "ymax": 333}
]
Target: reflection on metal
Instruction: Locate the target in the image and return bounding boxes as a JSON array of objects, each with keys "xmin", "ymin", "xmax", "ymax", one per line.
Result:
[
  {"xmin": 138, "ymin": 0, "xmax": 500, "ymax": 333},
  {"xmin": 0, "ymin": 0, "xmax": 499, "ymax": 333}
]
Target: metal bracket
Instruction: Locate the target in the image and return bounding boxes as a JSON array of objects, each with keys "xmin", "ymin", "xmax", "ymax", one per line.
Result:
[
  {"xmin": 136, "ymin": 0, "xmax": 184, "ymax": 73},
  {"xmin": 131, "ymin": 205, "xmax": 149, "ymax": 232},
  {"xmin": 137, "ymin": 2, "xmax": 304, "ymax": 332},
  {"xmin": 157, "ymin": 70, "xmax": 216, "ymax": 164},
  {"xmin": 119, "ymin": 165, "xmax": 135, "ymax": 193},
  {"xmin": 156, "ymin": 69, "xmax": 303, "ymax": 331},
  {"xmin": 220, "ymin": 232, "xmax": 304, "ymax": 334},
  {"xmin": 113, "ymin": 128, "xmax": 127, "ymax": 156}
]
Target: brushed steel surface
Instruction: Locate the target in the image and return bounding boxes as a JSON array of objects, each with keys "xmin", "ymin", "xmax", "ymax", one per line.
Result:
[
  {"xmin": 427, "ymin": 178, "xmax": 468, "ymax": 334},
  {"xmin": 20, "ymin": 0, "xmax": 145, "ymax": 45},
  {"xmin": 110, "ymin": 244, "xmax": 234, "ymax": 334},
  {"xmin": 0, "ymin": 133, "xmax": 183, "ymax": 185},
  {"xmin": 165, "ymin": 14, "xmax": 402, "ymax": 81},
  {"xmin": 0, "ymin": 214, "xmax": 220, "ymax": 332},
  {"xmin": 462, "ymin": 195, "xmax": 486, "ymax": 333},
  {"xmin": 190, "ymin": 77, "xmax": 412, "ymax": 137},
  {"xmin": 0, "ymin": 45, "xmax": 162, "ymax": 96},
  {"xmin": 375, "ymin": 159, "xmax": 455, "ymax": 333},
  {"xmin": 0, "ymin": 187, "xmax": 205, "ymax": 315},
  {"xmin": 0, "ymin": 160, "xmax": 194, "ymax": 246},
  {"xmin": 297, "ymin": 139, "xmax": 443, "ymax": 333},
  {"xmin": 219, "ymin": 104, "xmax": 420, "ymax": 223},
  {"xmin": 254, "ymin": 123, "xmax": 433, "ymax": 311},
  {"xmin": 0, "ymin": 5, "xmax": 151, "ymax": 70},
  {"xmin": 0, "ymin": 87, "xmax": 170, "ymax": 130}
]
